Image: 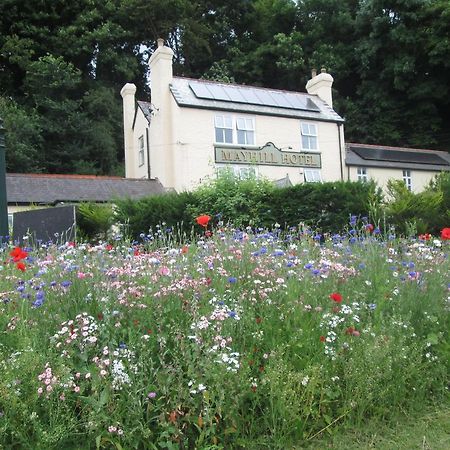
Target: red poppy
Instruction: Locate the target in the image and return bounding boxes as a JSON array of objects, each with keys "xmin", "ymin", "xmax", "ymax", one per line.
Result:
[
  {"xmin": 441, "ymin": 228, "xmax": 450, "ymax": 240},
  {"xmin": 196, "ymin": 215, "xmax": 211, "ymax": 228},
  {"xmin": 181, "ymin": 245, "xmax": 189, "ymax": 254},
  {"xmin": 419, "ymin": 233, "xmax": 431, "ymax": 241},
  {"xmin": 329, "ymin": 292, "xmax": 343, "ymax": 303},
  {"xmin": 205, "ymin": 230, "xmax": 213, "ymax": 238},
  {"xmin": 16, "ymin": 261, "xmax": 26, "ymax": 272},
  {"xmin": 10, "ymin": 247, "xmax": 28, "ymax": 262},
  {"xmin": 366, "ymin": 224, "xmax": 374, "ymax": 232},
  {"xmin": 319, "ymin": 335, "xmax": 326, "ymax": 342}
]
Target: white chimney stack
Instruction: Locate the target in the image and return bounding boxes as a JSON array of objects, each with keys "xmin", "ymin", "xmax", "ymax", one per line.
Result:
[
  {"xmin": 120, "ymin": 83, "xmax": 137, "ymax": 178},
  {"xmin": 306, "ymin": 67, "xmax": 334, "ymax": 108}
]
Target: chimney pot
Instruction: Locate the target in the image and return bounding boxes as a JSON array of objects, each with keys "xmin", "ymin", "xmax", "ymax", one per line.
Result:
[
  {"xmin": 157, "ymin": 38, "xmax": 164, "ymax": 48},
  {"xmin": 311, "ymin": 68, "xmax": 317, "ymax": 77}
]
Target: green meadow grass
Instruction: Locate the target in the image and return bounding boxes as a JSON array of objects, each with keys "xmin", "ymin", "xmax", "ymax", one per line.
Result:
[{"xmin": 0, "ymin": 226, "xmax": 448, "ymax": 449}]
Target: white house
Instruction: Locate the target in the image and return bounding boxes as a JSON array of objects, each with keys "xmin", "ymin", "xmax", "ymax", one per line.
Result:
[
  {"xmin": 121, "ymin": 39, "xmax": 345, "ymax": 192},
  {"xmin": 121, "ymin": 39, "xmax": 449, "ymax": 193},
  {"xmin": 346, "ymin": 143, "xmax": 450, "ymax": 193}
]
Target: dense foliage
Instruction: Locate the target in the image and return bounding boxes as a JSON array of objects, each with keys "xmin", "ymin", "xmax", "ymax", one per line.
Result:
[
  {"xmin": 110, "ymin": 175, "xmax": 381, "ymax": 239},
  {"xmin": 1, "ymin": 0, "xmax": 449, "ymax": 174},
  {"xmin": 0, "ymin": 226, "xmax": 448, "ymax": 448}
]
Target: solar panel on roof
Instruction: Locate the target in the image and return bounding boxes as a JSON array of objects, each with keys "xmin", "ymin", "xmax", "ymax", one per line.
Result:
[
  {"xmin": 351, "ymin": 147, "xmax": 449, "ymax": 166},
  {"xmin": 225, "ymin": 86, "xmax": 247, "ymax": 103},
  {"xmin": 269, "ymin": 91, "xmax": 292, "ymax": 108},
  {"xmin": 189, "ymin": 82, "xmax": 211, "ymax": 98},
  {"xmin": 206, "ymin": 84, "xmax": 231, "ymax": 101},
  {"xmin": 285, "ymin": 94, "xmax": 306, "ymax": 110},
  {"xmin": 188, "ymin": 81, "xmax": 320, "ymax": 112},
  {"xmin": 239, "ymin": 87, "xmax": 261, "ymax": 105}
]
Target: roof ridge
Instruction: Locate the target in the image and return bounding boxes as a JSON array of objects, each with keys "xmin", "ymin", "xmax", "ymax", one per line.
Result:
[
  {"xmin": 347, "ymin": 142, "xmax": 447, "ymax": 154},
  {"xmin": 173, "ymin": 76, "xmax": 312, "ymax": 96}
]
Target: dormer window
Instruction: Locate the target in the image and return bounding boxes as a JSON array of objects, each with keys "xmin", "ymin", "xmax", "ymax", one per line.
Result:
[{"xmin": 301, "ymin": 123, "xmax": 318, "ymax": 151}]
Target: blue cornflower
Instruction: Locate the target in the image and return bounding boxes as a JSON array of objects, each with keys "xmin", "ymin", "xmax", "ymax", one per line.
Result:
[
  {"xmin": 61, "ymin": 280, "xmax": 72, "ymax": 288},
  {"xmin": 228, "ymin": 277, "xmax": 237, "ymax": 283}
]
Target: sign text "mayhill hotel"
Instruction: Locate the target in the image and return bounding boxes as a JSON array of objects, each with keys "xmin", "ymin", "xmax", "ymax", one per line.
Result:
[{"xmin": 214, "ymin": 142, "xmax": 321, "ymax": 168}]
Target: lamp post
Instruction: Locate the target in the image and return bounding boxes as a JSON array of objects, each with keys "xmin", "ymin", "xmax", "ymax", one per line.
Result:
[{"xmin": 0, "ymin": 117, "xmax": 8, "ymax": 238}]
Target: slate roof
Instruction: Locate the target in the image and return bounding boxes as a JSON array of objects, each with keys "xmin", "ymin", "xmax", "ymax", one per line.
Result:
[
  {"xmin": 6, "ymin": 174, "xmax": 166, "ymax": 205},
  {"xmin": 169, "ymin": 77, "xmax": 344, "ymax": 123},
  {"xmin": 137, "ymin": 101, "xmax": 152, "ymax": 123},
  {"xmin": 346, "ymin": 143, "xmax": 450, "ymax": 171}
]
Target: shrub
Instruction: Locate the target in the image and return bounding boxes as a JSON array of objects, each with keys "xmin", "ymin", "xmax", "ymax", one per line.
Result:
[
  {"xmin": 187, "ymin": 171, "xmax": 276, "ymax": 228},
  {"xmin": 384, "ymin": 178, "xmax": 444, "ymax": 235},
  {"xmin": 114, "ymin": 191, "xmax": 197, "ymax": 239},
  {"xmin": 76, "ymin": 202, "xmax": 115, "ymax": 241},
  {"xmin": 269, "ymin": 180, "xmax": 382, "ymax": 232}
]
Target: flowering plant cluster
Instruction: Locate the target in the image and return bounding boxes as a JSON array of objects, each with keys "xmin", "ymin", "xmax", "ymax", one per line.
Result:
[{"xmin": 0, "ymin": 222, "xmax": 448, "ymax": 448}]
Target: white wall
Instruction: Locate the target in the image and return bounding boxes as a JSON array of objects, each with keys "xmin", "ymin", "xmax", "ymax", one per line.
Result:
[
  {"xmin": 348, "ymin": 166, "xmax": 442, "ymax": 193},
  {"xmin": 148, "ymin": 99, "xmax": 342, "ymax": 192}
]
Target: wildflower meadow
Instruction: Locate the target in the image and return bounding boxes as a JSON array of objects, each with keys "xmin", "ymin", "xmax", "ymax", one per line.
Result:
[{"xmin": 0, "ymin": 221, "xmax": 449, "ymax": 449}]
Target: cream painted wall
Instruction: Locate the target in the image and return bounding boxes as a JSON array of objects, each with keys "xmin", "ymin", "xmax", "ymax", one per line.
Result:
[
  {"xmin": 133, "ymin": 112, "xmax": 150, "ymax": 179},
  {"xmin": 147, "ymin": 98, "xmax": 343, "ymax": 192},
  {"xmin": 348, "ymin": 166, "xmax": 442, "ymax": 193}
]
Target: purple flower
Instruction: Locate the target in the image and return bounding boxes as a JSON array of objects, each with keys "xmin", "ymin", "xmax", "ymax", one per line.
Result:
[{"xmin": 147, "ymin": 392, "xmax": 156, "ymax": 399}]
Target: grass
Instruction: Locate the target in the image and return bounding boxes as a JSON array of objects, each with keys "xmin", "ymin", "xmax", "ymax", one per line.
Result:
[
  {"xmin": 304, "ymin": 404, "xmax": 450, "ymax": 449},
  {"xmin": 0, "ymin": 224, "xmax": 449, "ymax": 449}
]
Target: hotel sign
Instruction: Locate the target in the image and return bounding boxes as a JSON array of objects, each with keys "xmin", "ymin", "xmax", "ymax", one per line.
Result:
[{"xmin": 214, "ymin": 142, "xmax": 321, "ymax": 168}]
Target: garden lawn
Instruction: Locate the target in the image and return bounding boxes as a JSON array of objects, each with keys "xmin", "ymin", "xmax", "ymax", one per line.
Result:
[{"xmin": 0, "ymin": 224, "xmax": 449, "ymax": 449}]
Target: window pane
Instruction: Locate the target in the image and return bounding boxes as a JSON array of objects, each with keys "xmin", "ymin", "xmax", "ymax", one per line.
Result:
[
  {"xmin": 224, "ymin": 116, "xmax": 233, "ymax": 128},
  {"xmin": 246, "ymin": 131, "xmax": 255, "ymax": 145},
  {"xmin": 224, "ymin": 129, "xmax": 233, "ymax": 143},
  {"xmin": 215, "ymin": 128, "xmax": 223, "ymax": 143},
  {"xmin": 236, "ymin": 118, "xmax": 246, "ymax": 129}
]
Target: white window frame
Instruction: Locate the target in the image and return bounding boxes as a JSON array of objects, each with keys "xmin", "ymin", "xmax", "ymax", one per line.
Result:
[
  {"xmin": 301, "ymin": 123, "xmax": 318, "ymax": 151},
  {"xmin": 236, "ymin": 117, "xmax": 255, "ymax": 145},
  {"xmin": 304, "ymin": 169, "xmax": 322, "ymax": 183},
  {"xmin": 138, "ymin": 135, "xmax": 145, "ymax": 167},
  {"xmin": 357, "ymin": 167, "xmax": 368, "ymax": 182},
  {"xmin": 402, "ymin": 170, "xmax": 412, "ymax": 191},
  {"xmin": 214, "ymin": 115, "xmax": 233, "ymax": 144},
  {"xmin": 214, "ymin": 115, "xmax": 255, "ymax": 146}
]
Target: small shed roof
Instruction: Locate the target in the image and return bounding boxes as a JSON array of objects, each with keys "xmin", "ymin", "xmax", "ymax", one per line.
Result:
[
  {"xmin": 346, "ymin": 143, "xmax": 450, "ymax": 171},
  {"xmin": 6, "ymin": 174, "xmax": 166, "ymax": 204}
]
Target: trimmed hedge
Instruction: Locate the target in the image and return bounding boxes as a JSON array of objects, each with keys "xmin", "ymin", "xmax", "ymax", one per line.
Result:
[{"xmin": 113, "ymin": 176, "xmax": 382, "ymax": 238}]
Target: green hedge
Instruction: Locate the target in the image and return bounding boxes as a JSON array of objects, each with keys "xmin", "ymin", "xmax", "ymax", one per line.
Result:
[
  {"xmin": 113, "ymin": 175, "xmax": 382, "ymax": 238},
  {"xmin": 80, "ymin": 172, "xmax": 449, "ymax": 241}
]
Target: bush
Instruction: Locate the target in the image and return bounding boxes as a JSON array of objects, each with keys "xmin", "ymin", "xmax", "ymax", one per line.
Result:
[
  {"xmin": 114, "ymin": 191, "xmax": 197, "ymax": 239},
  {"xmin": 269, "ymin": 180, "xmax": 382, "ymax": 232},
  {"xmin": 76, "ymin": 202, "xmax": 115, "ymax": 241},
  {"xmin": 384, "ymin": 175, "xmax": 446, "ymax": 236},
  {"xmin": 187, "ymin": 171, "xmax": 276, "ymax": 228}
]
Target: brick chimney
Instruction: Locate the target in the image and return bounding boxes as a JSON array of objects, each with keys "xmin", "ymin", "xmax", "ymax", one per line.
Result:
[
  {"xmin": 306, "ymin": 67, "xmax": 334, "ymax": 108},
  {"xmin": 120, "ymin": 83, "xmax": 137, "ymax": 178}
]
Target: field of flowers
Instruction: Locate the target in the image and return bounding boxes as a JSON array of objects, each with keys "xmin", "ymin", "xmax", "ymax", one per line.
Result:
[{"xmin": 0, "ymin": 222, "xmax": 449, "ymax": 449}]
